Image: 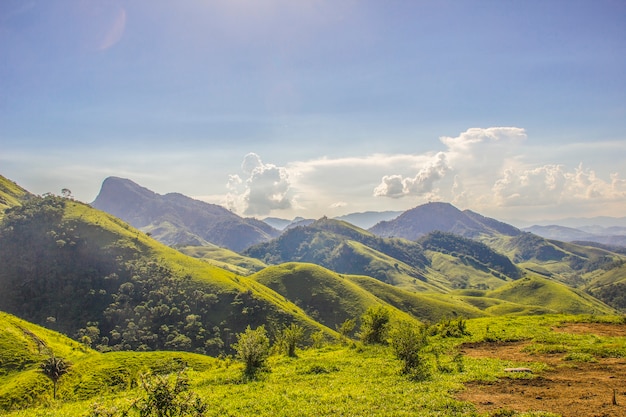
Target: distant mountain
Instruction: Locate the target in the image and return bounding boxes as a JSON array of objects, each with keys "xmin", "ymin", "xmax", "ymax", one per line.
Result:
[
  {"xmin": 334, "ymin": 210, "xmax": 403, "ymax": 229},
  {"xmin": 91, "ymin": 177, "xmax": 279, "ymax": 251},
  {"xmin": 369, "ymin": 202, "xmax": 521, "ymax": 240},
  {"xmin": 516, "ymin": 216, "xmax": 626, "ymax": 229},
  {"xmin": 523, "ymin": 225, "xmax": 626, "ymax": 248}
]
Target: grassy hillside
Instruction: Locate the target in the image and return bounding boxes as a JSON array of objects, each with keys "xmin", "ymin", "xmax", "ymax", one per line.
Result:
[
  {"xmin": 0, "ymin": 175, "xmax": 29, "ymax": 216},
  {"xmin": 0, "ymin": 195, "xmax": 336, "ymax": 356},
  {"xmin": 344, "ymin": 275, "xmax": 485, "ymax": 322},
  {"xmin": 0, "ymin": 311, "xmax": 217, "ymax": 411},
  {"xmin": 245, "ymin": 218, "xmax": 526, "ymax": 294},
  {"xmin": 251, "ymin": 263, "xmax": 417, "ymax": 332},
  {"xmin": 4, "ymin": 313, "xmax": 625, "ymax": 416},
  {"xmin": 486, "ymin": 275, "xmax": 617, "ymax": 315},
  {"xmin": 177, "ymin": 244, "xmax": 267, "ymax": 275}
]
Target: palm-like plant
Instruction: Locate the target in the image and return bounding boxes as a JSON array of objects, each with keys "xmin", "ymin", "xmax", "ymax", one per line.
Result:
[{"xmin": 40, "ymin": 355, "xmax": 70, "ymax": 399}]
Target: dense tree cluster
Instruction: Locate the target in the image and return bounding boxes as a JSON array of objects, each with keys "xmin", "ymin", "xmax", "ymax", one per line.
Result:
[{"xmin": 418, "ymin": 231, "xmax": 521, "ymax": 279}]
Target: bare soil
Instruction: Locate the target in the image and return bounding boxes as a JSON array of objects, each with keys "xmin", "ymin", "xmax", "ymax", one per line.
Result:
[{"xmin": 456, "ymin": 323, "xmax": 626, "ymax": 417}]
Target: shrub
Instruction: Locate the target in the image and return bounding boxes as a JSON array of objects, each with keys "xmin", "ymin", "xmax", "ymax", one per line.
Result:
[
  {"xmin": 359, "ymin": 306, "xmax": 390, "ymax": 345},
  {"xmin": 275, "ymin": 323, "xmax": 304, "ymax": 357},
  {"xmin": 134, "ymin": 370, "xmax": 207, "ymax": 417},
  {"xmin": 233, "ymin": 325, "xmax": 270, "ymax": 379},
  {"xmin": 389, "ymin": 321, "xmax": 430, "ymax": 380}
]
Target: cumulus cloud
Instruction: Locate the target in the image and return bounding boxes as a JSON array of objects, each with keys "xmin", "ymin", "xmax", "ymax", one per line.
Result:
[
  {"xmin": 226, "ymin": 153, "xmax": 293, "ymax": 216},
  {"xmin": 373, "ymin": 127, "xmax": 526, "ymax": 203},
  {"xmin": 493, "ymin": 164, "xmax": 626, "ymax": 207},
  {"xmin": 373, "ymin": 152, "xmax": 449, "ymax": 198}
]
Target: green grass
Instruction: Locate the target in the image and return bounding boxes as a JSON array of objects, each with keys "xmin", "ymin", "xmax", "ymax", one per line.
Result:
[
  {"xmin": 4, "ymin": 313, "xmax": 625, "ymax": 416},
  {"xmin": 177, "ymin": 245, "xmax": 267, "ymax": 275},
  {"xmin": 251, "ymin": 262, "xmax": 416, "ymax": 331},
  {"xmin": 486, "ymin": 275, "xmax": 617, "ymax": 315},
  {"xmin": 0, "ymin": 175, "xmax": 29, "ymax": 217}
]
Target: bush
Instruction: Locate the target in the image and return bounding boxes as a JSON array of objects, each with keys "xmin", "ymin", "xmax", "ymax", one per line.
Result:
[
  {"xmin": 359, "ymin": 306, "xmax": 390, "ymax": 345},
  {"xmin": 233, "ymin": 325, "xmax": 270, "ymax": 378},
  {"xmin": 134, "ymin": 370, "xmax": 207, "ymax": 417},
  {"xmin": 389, "ymin": 321, "xmax": 430, "ymax": 380},
  {"xmin": 275, "ymin": 323, "xmax": 304, "ymax": 357}
]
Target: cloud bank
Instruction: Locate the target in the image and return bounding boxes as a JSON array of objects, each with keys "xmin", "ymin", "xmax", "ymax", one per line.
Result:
[{"xmin": 226, "ymin": 128, "xmax": 626, "ymax": 220}]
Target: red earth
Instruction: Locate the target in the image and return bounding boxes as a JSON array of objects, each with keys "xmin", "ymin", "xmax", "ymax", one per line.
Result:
[{"xmin": 456, "ymin": 323, "xmax": 626, "ymax": 417}]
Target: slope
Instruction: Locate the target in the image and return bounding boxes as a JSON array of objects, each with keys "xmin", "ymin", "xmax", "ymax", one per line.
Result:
[
  {"xmin": 245, "ymin": 217, "xmax": 523, "ymax": 293},
  {"xmin": 0, "ymin": 193, "xmax": 335, "ymax": 357},
  {"xmin": 250, "ymin": 263, "xmax": 417, "ymax": 332},
  {"xmin": 485, "ymin": 275, "xmax": 616, "ymax": 315},
  {"xmin": 91, "ymin": 176, "xmax": 279, "ymax": 251},
  {"xmin": 0, "ymin": 311, "xmax": 217, "ymax": 411},
  {"xmin": 176, "ymin": 244, "xmax": 267, "ymax": 276},
  {"xmin": 0, "ymin": 175, "xmax": 29, "ymax": 216}
]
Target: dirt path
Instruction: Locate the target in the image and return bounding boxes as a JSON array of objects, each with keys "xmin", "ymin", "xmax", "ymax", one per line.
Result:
[{"xmin": 456, "ymin": 323, "xmax": 626, "ymax": 417}]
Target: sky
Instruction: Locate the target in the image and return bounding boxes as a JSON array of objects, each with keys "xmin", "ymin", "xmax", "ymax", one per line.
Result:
[{"xmin": 1, "ymin": 0, "xmax": 625, "ymax": 225}]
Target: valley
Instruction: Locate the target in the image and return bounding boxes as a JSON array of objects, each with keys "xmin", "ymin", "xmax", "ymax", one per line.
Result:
[{"xmin": 1, "ymin": 174, "xmax": 625, "ymax": 416}]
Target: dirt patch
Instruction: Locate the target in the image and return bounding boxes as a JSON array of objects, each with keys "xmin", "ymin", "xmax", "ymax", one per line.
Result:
[
  {"xmin": 457, "ymin": 325, "xmax": 626, "ymax": 417},
  {"xmin": 553, "ymin": 322, "xmax": 626, "ymax": 338}
]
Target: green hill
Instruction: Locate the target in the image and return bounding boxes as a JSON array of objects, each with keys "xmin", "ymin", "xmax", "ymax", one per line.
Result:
[
  {"xmin": 176, "ymin": 244, "xmax": 267, "ymax": 275},
  {"xmin": 244, "ymin": 218, "xmax": 523, "ymax": 293},
  {"xmin": 0, "ymin": 175, "xmax": 29, "ymax": 216},
  {"xmin": 251, "ymin": 263, "xmax": 416, "ymax": 332},
  {"xmin": 486, "ymin": 275, "xmax": 616, "ymax": 315},
  {"xmin": 0, "ymin": 194, "xmax": 335, "ymax": 356},
  {"xmin": 344, "ymin": 274, "xmax": 484, "ymax": 322},
  {"xmin": 0, "ymin": 311, "xmax": 217, "ymax": 411}
]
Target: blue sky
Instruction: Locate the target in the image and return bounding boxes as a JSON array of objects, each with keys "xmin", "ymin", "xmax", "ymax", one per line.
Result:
[{"xmin": 1, "ymin": 0, "xmax": 625, "ymax": 223}]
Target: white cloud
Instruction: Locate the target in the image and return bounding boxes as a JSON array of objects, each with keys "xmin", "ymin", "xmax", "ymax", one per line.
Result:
[
  {"xmin": 373, "ymin": 152, "xmax": 449, "ymax": 198},
  {"xmin": 226, "ymin": 153, "xmax": 293, "ymax": 216},
  {"xmin": 223, "ymin": 129, "xmax": 626, "ymax": 221},
  {"xmin": 493, "ymin": 164, "xmax": 626, "ymax": 207}
]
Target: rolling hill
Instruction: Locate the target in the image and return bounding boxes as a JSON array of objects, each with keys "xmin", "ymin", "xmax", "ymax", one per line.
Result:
[
  {"xmin": 0, "ymin": 311, "xmax": 218, "ymax": 411},
  {"xmin": 91, "ymin": 176, "xmax": 279, "ymax": 251},
  {"xmin": 0, "ymin": 192, "xmax": 336, "ymax": 356},
  {"xmin": 244, "ymin": 217, "xmax": 525, "ymax": 293}
]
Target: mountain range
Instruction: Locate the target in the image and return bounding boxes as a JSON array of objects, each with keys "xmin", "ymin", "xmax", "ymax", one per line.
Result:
[{"xmin": 0, "ymin": 172, "xmax": 625, "ymax": 365}]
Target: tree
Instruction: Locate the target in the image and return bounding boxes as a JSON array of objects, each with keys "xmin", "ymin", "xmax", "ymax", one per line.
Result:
[
  {"xmin": 40, "ymin": 355, "xmax": 71, "ymax": 399},
  {"xmin": 233, "ymin": 325, "xmax": 270, "ymax": 379},
  {"xmin": 389, "ymin": 321, "xmax": 429, "ymax": 379},
  {"xmin": 276, "ymin": 323, "xmax": 304, "ymax": 357},
  {"xmin": 359, "ymin": 306, "xmax": 390, "ymax": 345}
]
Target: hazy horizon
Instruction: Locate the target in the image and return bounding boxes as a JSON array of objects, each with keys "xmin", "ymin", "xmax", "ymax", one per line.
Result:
[{"xmin": 2, "ymin": 1, "xmax": 625, "ymax": 223}]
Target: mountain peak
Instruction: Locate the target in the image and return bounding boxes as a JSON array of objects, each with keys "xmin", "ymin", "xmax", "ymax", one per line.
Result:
[
  {"xmin": 91, "ymin": 177, "xmax": 279, "ymax": 251},
  {"xmin": 369, "ymin": 202, "xmax": 518, "ymax": 240}
]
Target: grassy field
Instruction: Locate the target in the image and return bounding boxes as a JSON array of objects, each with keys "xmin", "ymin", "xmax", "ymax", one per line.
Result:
[{"xmin": 3, "ymin": 313, "xmax": 625, "ymax": 417}]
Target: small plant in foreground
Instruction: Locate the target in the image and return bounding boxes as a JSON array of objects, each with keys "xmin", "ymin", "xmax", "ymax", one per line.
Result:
[
  {"xmin": 389, "ymin": 321, "xmax": 430, "ymax": 380},
  {"xmin": 336, "ymin": 318, "xmax": 356, "ymax": 344},
  {"xmin": 40, "ymin": 355, "xmax": 71, "ymax": 400},
  {"xmin": 134, "ymin": 370, "xmax": 207, "ymax": 417},
  {"xmin": 233, "ymin": 325, "xmax": 270, "ymax": 379}
]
